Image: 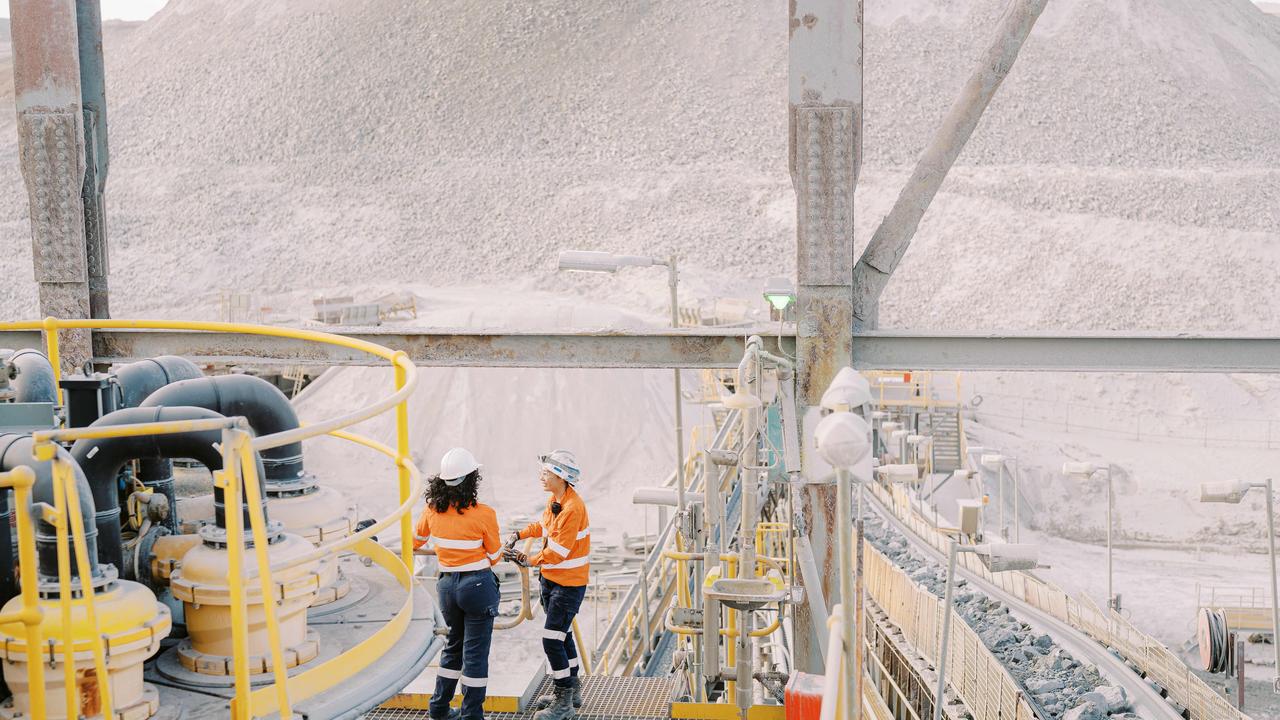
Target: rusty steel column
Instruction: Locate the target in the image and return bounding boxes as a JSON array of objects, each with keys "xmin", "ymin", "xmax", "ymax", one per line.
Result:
[
  {"xmin": 78, "ymin": 0, "xmax": 110, "ymax": 319},
  {"xmin": 10, "ymin": 0, "xmax": 93, "ymax": 371},
  {"xmin": 852, "ymin": 0, "xmax": 1048, "ymax": 330},
  {"xmin": 788, "ymin": 0, "xmax": 863, "ymax": 675}
]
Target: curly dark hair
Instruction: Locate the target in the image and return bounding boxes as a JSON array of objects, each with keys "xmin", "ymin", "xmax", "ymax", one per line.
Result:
[{"xmin": 425, "ymin": 470, "xmax": 481, "ymax": 513}]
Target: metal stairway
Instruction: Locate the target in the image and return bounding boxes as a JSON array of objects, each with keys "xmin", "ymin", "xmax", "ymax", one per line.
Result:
[
  {"xmin": 371, "ymin": 677, "xmax": 676, "ymax": 720},
  {"xmin": 923, "ymin": 408, "xmax": 964, "ymax": 472}
]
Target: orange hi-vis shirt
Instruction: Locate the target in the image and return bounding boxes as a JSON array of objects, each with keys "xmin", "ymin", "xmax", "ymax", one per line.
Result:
[
  {"xmin": 517, "ymin": 485, "xmax": 590, "ymax": 586},
  {"xmin": 414, "ymin": 502, "xmax": 502, "ymax": 573}
]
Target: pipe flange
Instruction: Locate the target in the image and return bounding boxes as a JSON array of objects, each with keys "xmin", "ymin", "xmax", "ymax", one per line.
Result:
[
  {"xmin": 176, "ymin": 629, "xmax": 321, "ymax": 676},
  {"xmin": 198, "ymin": 520, "xmax": 285, "ymax": 548},
  {"xmin": 264, "ymin": 473, "xmax": 321, "ymax": 498},
  {"xmin": 37, "ymin": 563, "xmax": 119, "ymax": 599},
  {"xmin": 309, "ymin": 566, "xmax": 352, "ymax": 607}
]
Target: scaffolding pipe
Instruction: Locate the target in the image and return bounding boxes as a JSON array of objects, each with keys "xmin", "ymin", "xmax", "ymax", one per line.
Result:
[{"xmin": 852, "ymin": 0, "xmax": 1050, "ymax": 330}]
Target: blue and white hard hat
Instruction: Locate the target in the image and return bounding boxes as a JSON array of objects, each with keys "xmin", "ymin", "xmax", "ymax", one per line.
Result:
[{"xmin": 539, "ymin": 449, "xmax": 581, "ymax": 486}]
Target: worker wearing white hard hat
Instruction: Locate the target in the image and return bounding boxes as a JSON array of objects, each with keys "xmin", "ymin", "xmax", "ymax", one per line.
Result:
[
  {"xmin": 504, "ymin": 449, "xmax": 591, "ymax": 719},
  {"xmin": 413, "ymin": 447, "xmax": 502, "ymax": 720}
]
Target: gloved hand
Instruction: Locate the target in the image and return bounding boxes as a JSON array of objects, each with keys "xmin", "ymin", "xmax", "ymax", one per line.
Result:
[
  {"xmin": 503, "ymin": 547, "xmax": 528, "ymax": 567},
  {"xmin": 505, "ymin": 531, "xmax": 520, "ymax": 549}
]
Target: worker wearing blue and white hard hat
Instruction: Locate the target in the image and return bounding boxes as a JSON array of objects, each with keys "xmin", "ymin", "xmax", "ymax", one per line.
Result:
[{"xmin": 504, "ymin": 449, "xmax": 591, "ymax": 719}]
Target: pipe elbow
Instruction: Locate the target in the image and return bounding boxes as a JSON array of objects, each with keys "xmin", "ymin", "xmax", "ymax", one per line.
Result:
[
  {"xmin": 0, "ymin": 433, "xmax": 101, "ymax": 580},
  {"xmin": 114, "ymin": 356, "xmax": 203, "ymax": 409},
  {"xmin": 7, "ymin": 349, "xmax": 58, "ymax": 404},
  {"xmin": 140, "ymin": 374, "xmax": 305, "ymax": 483}
]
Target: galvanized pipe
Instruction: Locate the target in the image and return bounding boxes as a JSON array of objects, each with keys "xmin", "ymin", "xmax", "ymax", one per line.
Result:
[
  {"xmin": 702, "ymin": 449, "xmax": 722, "ymax": 693},
  {"xmin": 934, "ymin": 541, "xmax": 960, "ymax": 720},
  {"xmin": 836, "ymin": 467, "xmax": 858, "ymax": 720},
  {"xmin": 667, "ymin": 258, "xmax": 687, "ymax": 520},
  {"xmin": 1265, "ymin": 477, "xmax": 1279, "ymax": 690},
  {"xmin": 76, "ymin": 0, "xmax": 109, "ymax": 319},
  {"xmin": 852, "ymin": 0, "xmax": 1049, "ymax": 330}
]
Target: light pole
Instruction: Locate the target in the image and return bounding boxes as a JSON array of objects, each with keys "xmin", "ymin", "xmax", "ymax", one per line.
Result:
[
  {"xmin": 908, "ymin": 434, "xmax": 933, "ymax": 518},
  {"xmin": 558, "ymin": 250, "xmax": 687, "ymax": 514},
  {"xmin": 1200, "ymin": 478, "xmax": 1280, "ymax": 692},
  {"xmin": 815, "ymin": 373, "xmax": 874, "ymax": 720},
  {"xmin": 1064, "ymin": 462, "xmax": 1115, "ymax": 610},
  {"xmin": 981, "ymin": 453, "xmax": 1007, "ymax": 539},
  {"xmin": 935, "ymin": 542, "xmax": 1040, "ymax": 720}
]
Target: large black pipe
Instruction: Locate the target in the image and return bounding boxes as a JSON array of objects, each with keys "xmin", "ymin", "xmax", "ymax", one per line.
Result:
[
  {"xmin": 114, "ymin": 356, "xmax": 204, "ymax": 532},
  {"xmin": 69, "ymin": 406, "xmax": 268, "ymax": 571},
  {"xmin": 140, "ymin": 374, "xmax": 306, "ymax": 486},
  {"xmin": 8, "ymin": 349, "xmax": 57, "ymax": 404},
  {"xmin": 0, "ymin": 434, "xmax": 101, "ymax": 587},
  {"xmin": 114, "ymin": 356, "xmax": 203, "ymax": 409}
]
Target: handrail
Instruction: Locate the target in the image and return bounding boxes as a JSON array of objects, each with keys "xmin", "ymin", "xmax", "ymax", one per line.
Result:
[
  {"xmin": 0, "ymin": 316, "xmax": 434, "ymax": 720},
  {"xmin": 591, "ymin": 409, "xmax": 741, "ymax": 668},
  {"xmin": 819, "ymin": 606, "xmax": 846, "ymax": 720}
]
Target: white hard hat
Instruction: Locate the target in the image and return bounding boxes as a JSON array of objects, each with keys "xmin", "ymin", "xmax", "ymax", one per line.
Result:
[
  {"xmin": 440, "ymin": 447, "xmax": 481, "ymax": 485},
  {"xmin": 540, "ymin": 449, "xmax": 581, "ymax": 486}
]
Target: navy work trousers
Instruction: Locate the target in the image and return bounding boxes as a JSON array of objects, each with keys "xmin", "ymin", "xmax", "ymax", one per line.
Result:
[
  {"xmin": 431, "ymin": 569, "xmax": 499, "ymax": 720},
  {"xmin": 539, "ymin": 576, "xmax": 587, "ymax": 688}
]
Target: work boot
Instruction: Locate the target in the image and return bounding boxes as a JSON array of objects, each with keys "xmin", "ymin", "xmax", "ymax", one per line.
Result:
[
  {"xmin": 533, "ymin": 683, "xmax": 576, "ymax": 720},
  {"xmin": 534, "ymin": 676, "xmax": 583, "ymax": 710},
  {"xmin": 428, "ymin": 710, "xmax": 460, "ymax": 720}
]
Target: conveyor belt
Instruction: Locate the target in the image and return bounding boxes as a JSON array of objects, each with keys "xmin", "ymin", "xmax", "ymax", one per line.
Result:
[{"xmin": 863, "ymin": 489, "xmax": 1185, "ymax": 720}]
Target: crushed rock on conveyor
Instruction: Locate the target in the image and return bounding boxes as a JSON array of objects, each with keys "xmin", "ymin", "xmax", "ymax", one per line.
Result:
[{"xmin": 863, "ymin": 514, "xmax": 1139, "ymax": 720}]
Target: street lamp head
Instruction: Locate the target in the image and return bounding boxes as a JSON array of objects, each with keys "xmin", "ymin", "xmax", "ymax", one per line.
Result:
[
  {"xmin": 815, "ymin": 411, "xmax": 872, "ymax": 470},
  {"xmin": 820, "ymin": 367, "xmax": 871, "ymax": 412},
  {"xmin": 971, "ymin": 543, "xmax": 1040, "ymax": 572},
  {"xmin": 558, "ymin": 250, "xmax": 661, "ymax": 273},
  {"xmin": 1199, "ymin": 480, "xmax": 1253, "ymax": 504},
  {"xmin": 762, "ymin": 276, "xmax": 796, "ymax": 312}
]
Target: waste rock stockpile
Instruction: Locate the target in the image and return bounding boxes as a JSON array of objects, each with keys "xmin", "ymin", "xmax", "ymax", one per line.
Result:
[{"xmin": 863, "ymin": 515, "xmax": 1134, "ymax": 720}]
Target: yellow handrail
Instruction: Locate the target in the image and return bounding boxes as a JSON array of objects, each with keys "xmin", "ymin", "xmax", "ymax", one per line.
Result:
[
  {"xmin": 0, "ymin": 467, "xmax": 44, "ymax": 720},
  {"xmin": 0, "ymin": 316, "xmax": 431, "ymax": 720},
  {"xmin": 237, "ymin": 433, "xmax": 294, "ymax": 718},
  {"xmin": 57, "ymin": 459, "xmax": 114, "ymax": 718}
]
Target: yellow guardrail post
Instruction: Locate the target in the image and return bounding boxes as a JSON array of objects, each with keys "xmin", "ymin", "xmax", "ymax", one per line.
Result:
[
  {"xmin": 41, "ymin": 316, "xmax": 62, "ymax": 405},
  {"xmin": 1, "ymin": 466, "xmax": 44, "ymax": 720},
  {"xmin": 238, "ymin": 433, "xmax": 293, "ymax": 719},
  {"xmin": 44, "ymin": 449, "xmax": 77, "ymax": 719},
  {"xmin": 393, "ymin": 352, "xmax": 413, "ymax": 567},
  {"xmin": 57, "ymin": 457, "xmax": 114, "ymax": 718},
  {"xmin": 220, "ymin": 429, "xmax": 253, "ymax": 720}
]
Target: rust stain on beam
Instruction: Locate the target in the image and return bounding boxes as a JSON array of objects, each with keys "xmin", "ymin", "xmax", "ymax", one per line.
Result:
[{"xmin": 71, "ymin": 328, "xmax": 793, "ymax": 369}]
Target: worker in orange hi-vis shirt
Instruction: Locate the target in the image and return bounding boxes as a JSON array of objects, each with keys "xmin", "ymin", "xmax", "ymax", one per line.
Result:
[
  {"xmin": 414, "ymin": 447, "xmax": 502, "ymax": 720},
  {"xmin": 503, "ymin": 449, "xmax": 589, "ymax": 720}
]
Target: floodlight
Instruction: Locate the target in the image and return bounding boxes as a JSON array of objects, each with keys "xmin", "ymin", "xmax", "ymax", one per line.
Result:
[
  {"xmin": 980, "ymin": 453, "xmax": 1006, "ymax": 470},
  {"xmin": 1200, "ymin": 480, "xmax": 1253, "ymax": 504},
  {"xmin": 558, "ymin": 250, "xmax": 659, "ymax": 273},
  {"xmin": 972, "ymin": 543, "xmax": 1040, "ymax": 572},
  {"xmin": 815, "ymin": 411, "xmax": 872, "ymax": 469},
  {"xmin": 820, "ymin": 367, "xmax": 872, "ymax": 411},
  {"xmin": 762, "ymin": 277, "xmax": 796, "ymax": 311}
]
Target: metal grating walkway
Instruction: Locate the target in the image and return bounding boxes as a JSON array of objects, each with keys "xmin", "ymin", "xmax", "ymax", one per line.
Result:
[{"xmin": 368, "ymin": 676, "xmax": 674, "ymax": 720}]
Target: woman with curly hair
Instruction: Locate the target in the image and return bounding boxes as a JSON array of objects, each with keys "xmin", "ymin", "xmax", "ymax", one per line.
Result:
[{"xmin": 413, "ymin": 447, "xmax": 502, "ymax": 720}]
